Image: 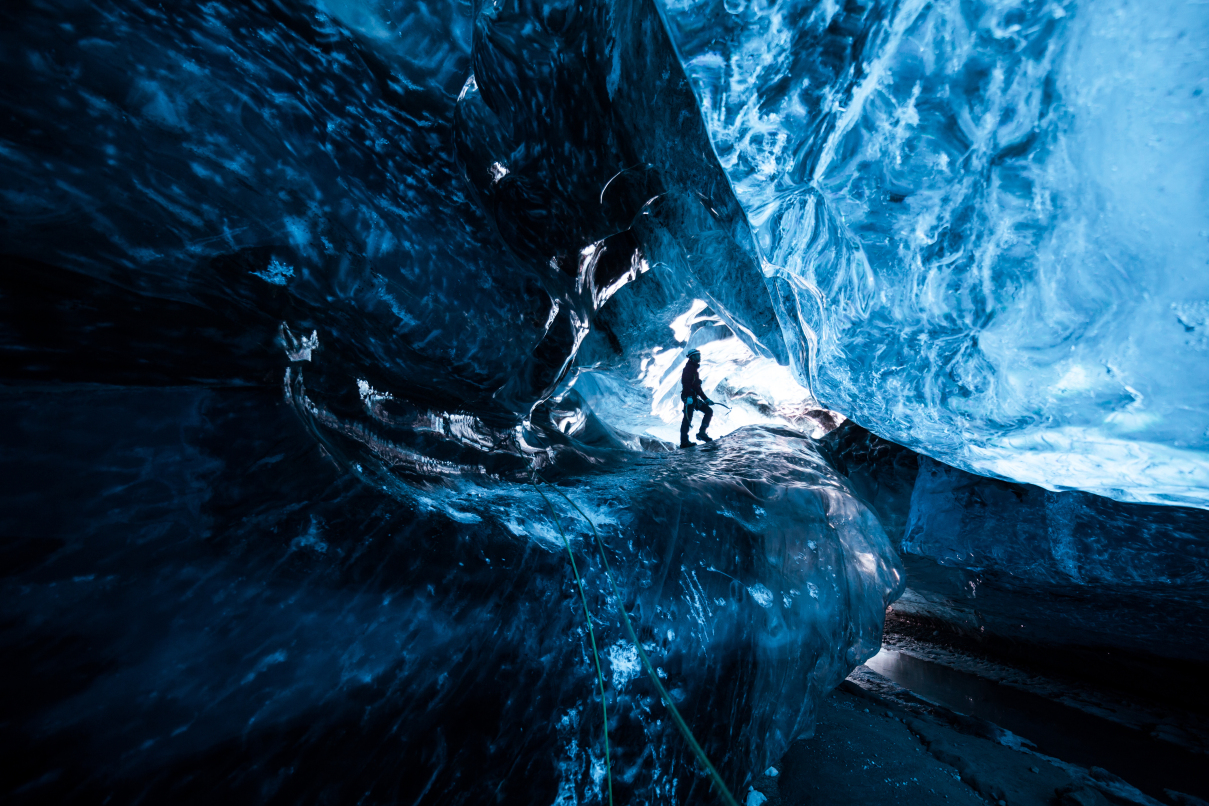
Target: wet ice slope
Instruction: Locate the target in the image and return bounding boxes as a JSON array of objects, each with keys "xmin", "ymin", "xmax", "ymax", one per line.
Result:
[{"xmin": 0, "ymin": 385, "xmax": 900, "ymax": 803}]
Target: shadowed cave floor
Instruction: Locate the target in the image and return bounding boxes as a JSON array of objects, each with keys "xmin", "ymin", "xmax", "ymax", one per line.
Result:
[
  {"xmin": 763, "ymin": 686, "xmax": 1149, "ymax": 806},
  {"xmin": 758, "ymin": 644, "xmax": 1209, "ymax": 806},
  {"xmin": 765, "ymin": 687, "xmax": 993, "ymax": 806}
]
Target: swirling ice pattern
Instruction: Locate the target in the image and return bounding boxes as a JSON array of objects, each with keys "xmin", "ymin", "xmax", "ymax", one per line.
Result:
[
  {"xmin": 660, "ymin": 0, "xmax": 1209, "ymax": 507},
  {"xmin": 0, "ymin": 2, "xmax": 909, "ymax": 803}
]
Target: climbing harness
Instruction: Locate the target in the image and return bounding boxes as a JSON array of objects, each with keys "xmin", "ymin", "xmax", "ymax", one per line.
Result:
[{"xmin": 533, "ymin": 478, "xmax": 741, "ymax": 806}]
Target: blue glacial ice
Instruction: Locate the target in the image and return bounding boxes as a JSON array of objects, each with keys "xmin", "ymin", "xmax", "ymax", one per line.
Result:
[
  {"xmin": 0, "ymin": 0, "xmax": 1206, "ymax": 800},
  {"xmin": 659, "ymin": 0, "xmax": 1209, "ymax": 507},
  {"xmin": 897, "ymin": 455, "xmax": 1209, "ymax": 659},
  {"xmin": 820, "ymin": 421, "xmax": 1209, "ymax": 662},
  {"xmin": 0, "ymin": 384, "xmax": 902, "ymax": 802},
  {"xmin": 0, "ymin": 0, "xmax": 907, "ymax": 800}
]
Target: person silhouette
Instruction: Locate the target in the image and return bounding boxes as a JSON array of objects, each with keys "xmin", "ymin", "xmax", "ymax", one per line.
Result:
[{"xmin": 679, "ymin": 348, "xmax": 713, "ymax": 448}]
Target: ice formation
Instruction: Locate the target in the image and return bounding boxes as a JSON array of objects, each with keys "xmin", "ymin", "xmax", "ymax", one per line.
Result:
[
  {"xmin": 0, "ymin": 0, "xmax": 1205, "ymax": 801},
  {"xmin": 0, "ymin": 0, "xmax": 905, "ymax": 800},
  {"xmin": 821, "ymin": 422, "xmax": 1209, "ymax": 663},
  {"xmin": 899, "ymin": 455, "xmax": 1209, "ymax": 658},
  {"xmin": 661, "ymin": 0, "xmax": 1209, "ymax": 507},
  {"xmin": 0, "ymin": 385, "xmax": 901, "ymax": 802}
]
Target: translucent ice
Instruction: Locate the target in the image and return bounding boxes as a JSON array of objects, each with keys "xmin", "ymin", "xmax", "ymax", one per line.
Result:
[
  {"xmin": 4, "ymin": 0, "xmax": 1201, "ymax": 799},
  {"xmin": 660, "ymin": 0, "xmax": 1209, "ymax": 507}
]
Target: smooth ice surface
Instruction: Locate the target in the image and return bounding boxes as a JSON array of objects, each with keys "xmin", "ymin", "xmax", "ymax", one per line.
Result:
[
  {"xmin": 905, "ymin": 458, "xmax": 1209, "ymax": 590},
  {"xmin": 820, "ymin": 422, "xmax": 1209, "ymax": 662},
  {"xmin": 897, "ymin": 456, "xmax": 1209, "ymax": 660},
  {"xmin": 659, "ymin": 0, "xmax": 1209, "ymax": 507}
]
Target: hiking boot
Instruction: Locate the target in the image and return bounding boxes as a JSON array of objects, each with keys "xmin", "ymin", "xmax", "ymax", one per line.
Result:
[
  {"xmin": 680, "ymin": 438, "xmax": 696, "ymax": 448},
  {"xmin": 696, "ymin": 432, "xmax": 713, "ymax": 443}
]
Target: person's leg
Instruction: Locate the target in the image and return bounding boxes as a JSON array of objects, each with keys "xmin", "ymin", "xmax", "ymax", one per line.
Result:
[
  {"xmin": 680, "ymin": 399, "xmax": 695, "ymax": 444},
  {"xmin": 697, "ymin": 401, "xmax": 713, "ymax": 438}
]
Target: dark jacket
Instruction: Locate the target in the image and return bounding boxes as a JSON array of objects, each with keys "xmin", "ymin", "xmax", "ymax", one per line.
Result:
[{"xmin": 680, "ymin": 360, "xmax": 705, "ymax": 401}]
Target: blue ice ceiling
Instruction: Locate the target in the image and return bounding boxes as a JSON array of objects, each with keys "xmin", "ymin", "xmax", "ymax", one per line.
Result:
[
  {"xmin": 4, "ymin": 0, "xmax": 1207, "ymax": 505},
  {"xmin": 659, "ymin": 0, "xmax": 1209, "ymax": 507}
]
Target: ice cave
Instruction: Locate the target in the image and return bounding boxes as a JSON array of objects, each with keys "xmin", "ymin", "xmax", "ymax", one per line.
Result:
[{"xmin": 0, "ymin": 0, "xmax": 1206, "ymax": 803}]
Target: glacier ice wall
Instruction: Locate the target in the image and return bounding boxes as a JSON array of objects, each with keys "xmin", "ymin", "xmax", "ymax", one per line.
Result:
[
  {"xmin": 659, "ymin": 0, "xmax": 1209, "ymax": 507},
  {"xmin": 450, "ymin": 0, "xmax": 822, "ymax": 439},
  {"xmin": 820, "ymin": 421, "xmax": 1209, "ymax": 663},
  {"xmin": 0, "ymin": 0, "xmax": 579, "ymax": 415},
  {"xmin": 0, "ymin": 0, "xmax": 907, "ymax": 801},
  {"xmin": 0, "ymin": 384, "xmax": 901, "ymax": 802},
  {"xmin": 898, "ymin": 455, "xmax": 1209, "ymax": 660}
]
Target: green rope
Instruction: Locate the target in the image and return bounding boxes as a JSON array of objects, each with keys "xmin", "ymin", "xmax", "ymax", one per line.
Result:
[
  {"xmin": 542, "ymin": 482, "xmax": 741, "ymax": 806},
  {"xmin": 532, "ymin": 480, "xmax": 614, "ymax": 806}
]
